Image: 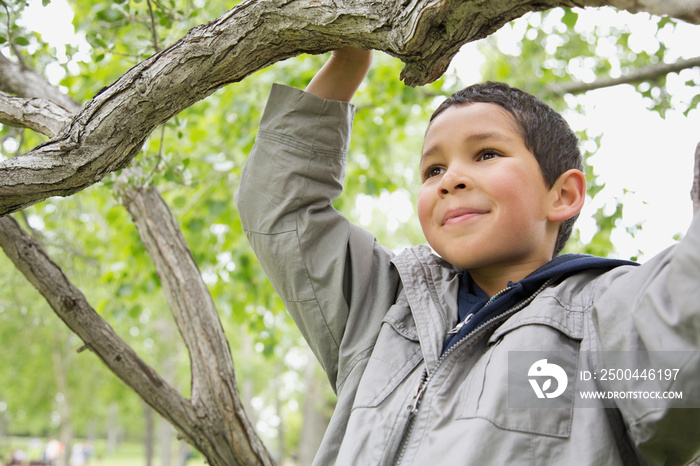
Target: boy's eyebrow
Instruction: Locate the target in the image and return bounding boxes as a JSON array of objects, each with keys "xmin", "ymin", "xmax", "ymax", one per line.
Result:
[{"xmin": 421, "ymin": 131, "xmax": 516, "ymax": 160}]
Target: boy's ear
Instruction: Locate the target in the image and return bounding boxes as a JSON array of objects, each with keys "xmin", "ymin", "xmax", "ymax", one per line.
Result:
[{"xmin": 547, "ymin": 169, "xmax": 586, "ymax": 223}]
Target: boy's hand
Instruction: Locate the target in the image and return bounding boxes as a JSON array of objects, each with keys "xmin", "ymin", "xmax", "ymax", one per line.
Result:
[{"xmin": 305, "ymin": 47, "xmax": 373, "ymax": 102}]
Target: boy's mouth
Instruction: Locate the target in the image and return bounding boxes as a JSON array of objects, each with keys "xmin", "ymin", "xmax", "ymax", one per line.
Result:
[{"xmin": 442, "ymin": 207, "xmax": 488, "ymax": 226}]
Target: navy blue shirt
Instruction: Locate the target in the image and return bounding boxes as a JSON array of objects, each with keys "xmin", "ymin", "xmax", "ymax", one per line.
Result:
[{"xmin": 441, "ymin": 254, "xmax": 638, "ymax": 353}]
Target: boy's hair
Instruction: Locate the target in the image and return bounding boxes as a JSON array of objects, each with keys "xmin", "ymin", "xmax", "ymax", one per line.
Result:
[{"xmin": 429, "ymin": 81, "xmax": 583, "ymax": 256}]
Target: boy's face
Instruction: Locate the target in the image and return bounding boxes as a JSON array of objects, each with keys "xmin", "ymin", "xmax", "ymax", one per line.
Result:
[{"xmin": 417, "ymin": 103, "xmax": 559, "ymax": 276}]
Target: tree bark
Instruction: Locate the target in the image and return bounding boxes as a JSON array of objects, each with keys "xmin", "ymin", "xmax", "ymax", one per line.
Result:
[
  {"xmin": 116, "ymin": 170, "xmax": 274, "ymax": 466},
  {"xmin": 0, "ymin": 91, "xmax": 72, "ymax": 137},
  {"xmin": 0, "ymin": 53, "xmax": 80, "ymax": 113},
  {"xmin": 1, "ymin": 0, "xmax": 699, "ymax": 217},
  {"xmin": 0, "ymin": 198, "xmax": 275, "ymax": 465},
  {"xmin": 0, "ymin": 33, "xmax": 273, "ymax": 466},
  {"xmin": 0, "ymin": 215, "xmax": 203, "ymax": 457}
]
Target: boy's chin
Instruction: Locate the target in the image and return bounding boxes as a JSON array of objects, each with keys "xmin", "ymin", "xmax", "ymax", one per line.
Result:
[
  {"xmin": 435, "ymin": 248, "xmax": 552, "ymax": 274},
  {"xmin": 434, "ymin": 251, "xmax": 487, "ymax": 270}
]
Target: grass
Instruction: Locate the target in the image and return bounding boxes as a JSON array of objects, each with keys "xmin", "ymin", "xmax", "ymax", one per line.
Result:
[{"xmin": 1, "ymin": 436, "xmax": 208, "ymax": 466}]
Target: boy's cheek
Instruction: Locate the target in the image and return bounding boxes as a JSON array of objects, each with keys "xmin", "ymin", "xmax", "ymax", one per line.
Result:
[
  {"xmin": 416, "ymin": 196, "xmax": 433, "ymax": 229},
  {"xmin": 415, "ymin": 198, "xmax": 435, "ymax": 245},
  {"xmin": 416, "ymin": 190, "xmax": 426, "ymax": 214}
]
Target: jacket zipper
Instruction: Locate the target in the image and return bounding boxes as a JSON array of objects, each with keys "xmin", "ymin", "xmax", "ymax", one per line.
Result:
[
  {"xmin": 392, "ymin": 369, "xmax": 429, "ymax": 463},
  {"xmin": 392, "ymin": 277, "xmax": 557, "ymax": 466},
  {"xmin": 446, "ymin": 284, "xmax": 512, "ymax": 335}
]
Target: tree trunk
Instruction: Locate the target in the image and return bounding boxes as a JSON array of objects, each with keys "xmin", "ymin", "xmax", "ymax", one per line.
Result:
[
  {"xmin": 145, "ymin": 404, "xmax": 155, "ymax": 466},
  {"xmin": 0, "ymin": 50, "xmax": 273, "ymax": 466},
  {"xmin": 0, "ymin": 207, "xmax": 274, "ymax": 466},
  {"xmin": 159, "ymin": 415, "xmax": 175, "ymax": 466},
  {"xmin": 51, "ymin": 335, "xmax": 73, "ymax": 466},
  {"xmin": 158, "ymin": 335, "xmax": 177, "ymax": 466},
  {"xmin": 106, "ymin": 402, "xmax": 120, "ymax": 455},
  {"xmin": 176, "ymin": 442, "xmax": 193, "ymax": 466},
  {"xmin": 239, "ymin": 333, "xmax": 258, "ymax": 429},
  {"xmin": 0, "ymin": 90, "xmax": 72, "ymax": 136},
  {"xmin": 0, "ymin": 216, "xmax": 210, "ymax": 460},
  {"xmin": 116, "ymin": 172, "xmax": 274, "ymax": 466}
]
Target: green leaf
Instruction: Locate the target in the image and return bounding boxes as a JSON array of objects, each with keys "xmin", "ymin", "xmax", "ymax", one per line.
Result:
[
  {"xmin": 562, "ymin": 9, "xmax": 578, "ymax": 29},
  {"xmin": 96, "ymin": 7, "xmax": 125, "ymax": 23},
  {"xmin": 13, "ymin": 36, "xmax": 30, "ymax": 46},
  {"xmin": 186, "ymin": 217, "xmax": 205, "ymax": 232}
]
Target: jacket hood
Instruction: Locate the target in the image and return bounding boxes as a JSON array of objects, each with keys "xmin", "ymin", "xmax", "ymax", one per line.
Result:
[{"xmin": 442, "ymin": 254, "xmax": 638, "ymax": 353}]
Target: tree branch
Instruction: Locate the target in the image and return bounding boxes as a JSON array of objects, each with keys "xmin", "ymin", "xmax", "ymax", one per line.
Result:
[
  {"xmin": 0, "ymin": 91, "xmax": 73, "ymax": 137},
  {"xmin": 3, "ymin": 0, "xmax": 699, "ymax": 217},
  {"xmin": 116, "ymin": 169, "xmax": 274, "ymax": 466},
  {"xmin": 0, "ymin": 211, "xmax": 274, "ymax": 464},
  {"xmin": 146, "ymin": 0, "xmax": 161, "ymax": 53},
  {"xmin": 607, "ymin": 0, "xmax": 700, "ymax": 24},
  {"xmin": 0, "ymin": 32, "xmax": 273, "ymax": 465},
  {"xmin": 548, "ymin": 56, "xmax": 700, "ymax": 96},
  {"xmin": 0, "ymin": 53, "xmax": 80, "ymax": 113},
  {"xmin": 0, "ymin": 214, "xmax": 200, "ymax": 451}
]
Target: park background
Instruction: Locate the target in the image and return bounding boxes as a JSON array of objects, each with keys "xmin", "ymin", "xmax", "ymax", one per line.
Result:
[{"xmin": 1, "ymin": 0, "xmax": 699, "ymax": 465}]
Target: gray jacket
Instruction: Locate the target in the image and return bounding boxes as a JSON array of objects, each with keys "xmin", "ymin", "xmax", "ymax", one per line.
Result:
[{"xmin": 235, "ymin": 84, "xmax": 700, "ymax": 465}]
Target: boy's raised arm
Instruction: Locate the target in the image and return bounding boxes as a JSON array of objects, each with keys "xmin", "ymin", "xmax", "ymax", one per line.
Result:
[
  {"xmin": 235, "ymin": 46, "xmax": 398, "ymax": 392},
  {"xmin": 305, "ymin": 47, "xmax": 373, "ymax": 102}
]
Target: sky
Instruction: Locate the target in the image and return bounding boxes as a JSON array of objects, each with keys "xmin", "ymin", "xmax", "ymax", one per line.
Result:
[{"xmin": 18, "ymin": 0, "xmax": 700, "ymax": 262}]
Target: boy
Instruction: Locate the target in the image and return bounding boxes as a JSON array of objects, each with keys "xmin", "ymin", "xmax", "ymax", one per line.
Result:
[{"xmin": 235, "ymin": 48, "xmax": 700, "ymax": 465}]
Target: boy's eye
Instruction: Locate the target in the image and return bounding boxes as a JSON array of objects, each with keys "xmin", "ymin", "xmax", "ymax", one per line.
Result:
[
  {"xmin": 477, "ymin": 150, "xmax": 500, "ymax": 161},
  {"xmin": 423, "ymin": 166, "xmax": 445, "ymax": 180}
]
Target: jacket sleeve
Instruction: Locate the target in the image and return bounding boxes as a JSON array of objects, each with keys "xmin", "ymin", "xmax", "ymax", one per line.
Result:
[
  {"xmin": 234, "ymin": 84, "xmax": 400, "ymax": 393},
  {"xmin": 591, "ymin": 212, "xmax": 700, "ymax": 464}
]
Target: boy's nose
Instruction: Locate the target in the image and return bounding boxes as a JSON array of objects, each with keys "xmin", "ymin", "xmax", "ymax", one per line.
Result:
[{"xmin": 438, "ymin": 171, "xmax": 468, "ymax": 196}]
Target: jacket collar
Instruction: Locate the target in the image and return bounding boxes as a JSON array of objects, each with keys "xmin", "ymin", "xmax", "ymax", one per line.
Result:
[
  {"xmin": 442, "ymin": 253, "xmax": 638, "ymax": 353},
  {"xmin": 392, "ymin": 249, "xmax": 638, "ymax": 366},
  {"xmin": 392, "ymin": 246, "xmax": 460, "ymax": 371}
]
